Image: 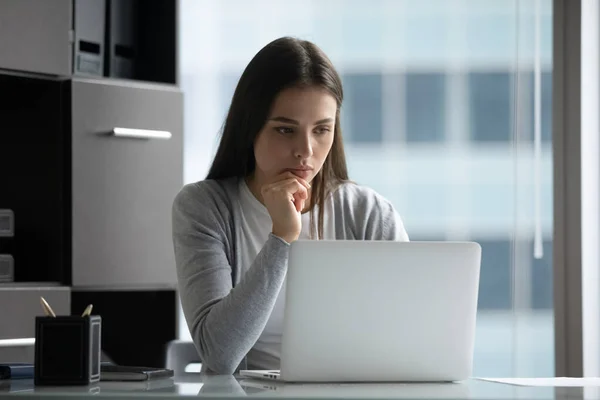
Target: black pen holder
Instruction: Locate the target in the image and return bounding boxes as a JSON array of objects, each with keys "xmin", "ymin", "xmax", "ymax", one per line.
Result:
[{"xmin": 34, "ymin": 315, "xmax": 102, "ymax": 385}]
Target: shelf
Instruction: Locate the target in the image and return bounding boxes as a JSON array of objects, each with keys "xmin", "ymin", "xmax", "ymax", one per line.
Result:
[{"xmin": 0, "ymin": 282, "xmax": 67, "ymax": 290}]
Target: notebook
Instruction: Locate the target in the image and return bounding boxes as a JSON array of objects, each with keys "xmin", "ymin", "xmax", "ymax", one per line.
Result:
[{"xmin": 100, "ymin": 364, "xmax": 174, "ymax": 382}]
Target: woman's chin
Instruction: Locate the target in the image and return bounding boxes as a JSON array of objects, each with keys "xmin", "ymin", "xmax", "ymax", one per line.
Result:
[{"xmin": 288, "ymin": 170, "xmax": 311, "ymax": 180}]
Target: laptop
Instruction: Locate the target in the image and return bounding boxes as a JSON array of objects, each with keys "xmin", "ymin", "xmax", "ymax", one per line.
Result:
[
  {"xmin": 240, "ymin": 240, "xmax": 481, "ymax": 383},
  {"xmin": 238, "ymin": 378, "xmax": 471, "ymax": 398}
]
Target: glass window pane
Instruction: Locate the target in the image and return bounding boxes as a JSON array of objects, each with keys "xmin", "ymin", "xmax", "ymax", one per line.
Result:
[
  {"xmin": 342, "ymin": 74, "xmax": 383, "ymax": 144},
  {"xmin": 532, "ymin": 240, "xmax": 553, "ymax": 309},
  {"xmin": 219, "ymin": 72, "xmax": 241, "ymax": 118},
  {"xmin": 466, "ymin": 14, "xmax": 516, "ymax": 64},
  {"xmin": 406, "ymin": 72, "xmax": 446, "ymax": 142},
  {"xmin": 541, "ymin": 71, "xmax": 552, "ymax": 142},
  {"xmin": 469, "ymin": 72, "xmax": 511, "ymax": 142},
  {"xmin": 477, "ymin": 240, "xmax": 511, "ymax": 309},
  {"xmin": 525, "ymin": 70, "xmax": 552, "ymax": 143},
  {"xmin": 180, "ymin": 0, "xmax": 554, "ymax": 379}
]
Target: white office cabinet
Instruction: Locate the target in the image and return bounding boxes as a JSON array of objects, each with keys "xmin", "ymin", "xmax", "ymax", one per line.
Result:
[
  {"xmin": 0, "ymin": 0, "xmax": 73, "ymax": 76},
  {"xmin": 71, "ymin": 79, "xmax": 183, "ymax": 289}
]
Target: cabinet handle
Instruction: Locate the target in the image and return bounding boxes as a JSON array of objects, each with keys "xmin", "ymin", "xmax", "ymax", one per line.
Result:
[
  {"xmin": 111, "ymin": 127, "xmax": 172, "ymax": 140},
  {"xmin": 0, "ymin": 338, "xmax": 35, "ymax": 348}
]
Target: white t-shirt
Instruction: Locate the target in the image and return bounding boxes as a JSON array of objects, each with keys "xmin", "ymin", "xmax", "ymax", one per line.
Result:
[{"xmin": 237, "ymin": 179, "xmax": 335, "ymax": 369}]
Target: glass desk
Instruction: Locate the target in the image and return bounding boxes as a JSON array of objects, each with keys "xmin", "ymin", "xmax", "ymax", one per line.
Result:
[{"xmin": 0, "ymin": 374, "xmax": 597, "ymax": 400}]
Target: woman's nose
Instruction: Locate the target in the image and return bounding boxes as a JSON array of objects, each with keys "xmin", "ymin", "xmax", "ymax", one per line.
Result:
[{"xmin": 294, "ymin": 134, "xmax": 313, "ymax": 158}]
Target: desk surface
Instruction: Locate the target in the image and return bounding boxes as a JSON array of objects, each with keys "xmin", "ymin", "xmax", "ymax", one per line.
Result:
[{"xmin": 0, "ymin": 375, "xmax": 598, "ymax": 400}]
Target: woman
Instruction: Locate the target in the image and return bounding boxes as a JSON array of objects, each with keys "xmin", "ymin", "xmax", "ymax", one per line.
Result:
[{"xmin": 172, "ymin": 36, "xmax": 409, "ymax": 375}]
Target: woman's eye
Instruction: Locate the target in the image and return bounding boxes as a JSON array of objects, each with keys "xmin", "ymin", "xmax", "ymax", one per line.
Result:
[
  {"xmin": 275, "ymin": 127, "xmax": 294, "ymax": 134},
  {"xmin": 315, "ymin": 126, "xmax": 331, "ymax": 135}
]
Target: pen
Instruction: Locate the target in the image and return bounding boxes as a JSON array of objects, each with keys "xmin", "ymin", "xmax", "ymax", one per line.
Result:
[
  {"xmin": 39, "ymin": 297, "xmax": 56, "ymax": 317},
  {"xmin": 81, "ymin": 304, "xmax": 93, "ymax": 317}
]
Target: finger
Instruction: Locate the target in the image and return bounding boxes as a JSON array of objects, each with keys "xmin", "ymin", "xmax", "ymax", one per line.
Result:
[
  {"xmin": 273, "ymin": 172, "xmax": 311, "ymax": 189},
  {"xmin": 267, "ymin": 172, "xmax": 298, "ymax": 185},
  {"xmin": 296, "ymin": 188, "xmax": 308, "ymax": 200},
  {"xmin": 293, "ymin": 193, "xmax": 307, "ymax": 212},
  {"xmin": 261, "ymin": 178, "xmax": 296, "ymax": 195},
  {"xmin": 276, "ymin": 180, "xmax": 308, "ymax": 199},
  {"xmin": 284, "ymin": 172, "xmax": 311, "ymax": 189},
  {"xmin": 264, "ymin": 179, "xmax": 308, "ymax": 197}
]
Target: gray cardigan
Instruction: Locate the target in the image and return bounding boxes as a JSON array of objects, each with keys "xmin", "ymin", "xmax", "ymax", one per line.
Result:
[{"xmin": 171, "ymin": 177, "xmax": 409, "ymax": 374}]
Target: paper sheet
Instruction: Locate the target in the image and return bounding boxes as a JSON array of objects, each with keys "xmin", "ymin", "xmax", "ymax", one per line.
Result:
[{"xmin": 477, "ymin": 377, "xmax": 600, "ymax": 387}]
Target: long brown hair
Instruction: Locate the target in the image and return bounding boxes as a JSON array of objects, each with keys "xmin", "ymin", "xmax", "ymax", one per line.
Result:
[{"xmin": 206, "ymin": 36, "xmax": 349, "ymax": 239}]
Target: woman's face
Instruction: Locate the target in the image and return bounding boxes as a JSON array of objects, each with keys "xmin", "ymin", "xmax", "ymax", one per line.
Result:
[{"xmin": 252, "ymin": 85, "xmax": 337, "ymax": 185}]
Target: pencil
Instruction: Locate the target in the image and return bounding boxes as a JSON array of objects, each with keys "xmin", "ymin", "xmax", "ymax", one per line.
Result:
[
  {"xmin": 81, "ymin": 304, "xmax": 93, "ymax": 317},
  {"xmin": 40, "ymin": 297, "xmax": 56, "ymax": 317}
]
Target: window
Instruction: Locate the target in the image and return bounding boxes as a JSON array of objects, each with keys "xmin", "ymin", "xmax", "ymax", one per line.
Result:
[
  {"xmin": 180, "ymin": 0, "xmax": 554, "ymax": 378},
  {"xmin": 532, "ymin": 240, "xmax": 553, "ymax": 309},
  {"xmin": 342, "ymin": 74, "xmax": 383, "ymax": 144},
  {"xmin": 219, "ymin": 72, "xmax": 241, "ymax": 119},
  {"xmin": 475, "ymin": 239, "xmax": 553, "ymax": 310},
  {"xmin": 541, "ymin": 71, "xmax": 552, "ymax": 142},
  {"xmin": 405, "ymin": 72, "xmax": 446, "ymax": 142},
  {"xmin": 477, "ymin": 240, "xmax": 511, "ymax": 309},
  {"xmin": 469, "ymin": 72, "xmax": 511, "ymax": 142},
  {"xmin": 519, "ymin": 69, "xmax": 553, "ymax": 143}
]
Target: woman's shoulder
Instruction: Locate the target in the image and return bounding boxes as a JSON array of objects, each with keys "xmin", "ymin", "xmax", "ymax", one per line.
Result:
[
  {"xmin": 328, "ymin": 180, "xmax": 394, "ymax": 211},
  {"xmin": 172, "ymin": 177, "xmax": 239, "ymax": 219},
  {"xmin": 327, "ymin": 180, "xmax": 409, "ymax": 241}
]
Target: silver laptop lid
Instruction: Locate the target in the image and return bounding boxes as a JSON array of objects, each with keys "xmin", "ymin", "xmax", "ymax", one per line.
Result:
[{"xmin": 280, "ymin": 240, "xmax": 481, "ymax": 382}]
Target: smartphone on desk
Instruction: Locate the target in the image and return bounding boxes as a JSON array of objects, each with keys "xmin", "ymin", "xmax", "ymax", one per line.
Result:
[
  {"xmin": 100, "ymin": 363, "xmax": 174, "ymax": 382},
  {"xmin": 0, "ymin": 363, "xmax": 34, "ymax": 380}
]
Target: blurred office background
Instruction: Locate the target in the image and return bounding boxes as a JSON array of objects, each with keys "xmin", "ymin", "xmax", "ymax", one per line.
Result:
[{"xmin": 178, "ymin": 0, "xmax": 554, "ymax": 378}]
